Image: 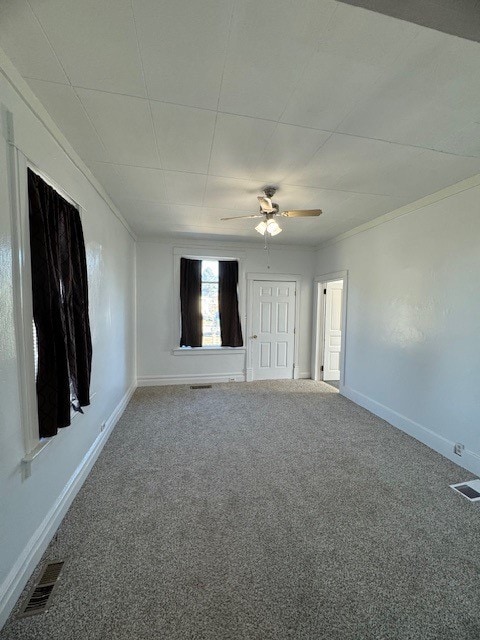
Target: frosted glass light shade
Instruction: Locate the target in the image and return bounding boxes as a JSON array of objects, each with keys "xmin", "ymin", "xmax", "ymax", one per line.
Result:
[
  {"xmin": 255, "ymin": 221, "xmax": 267, "ymax": 235},
  {"xmin": 266, "ymin": 219, "xmax": 282, "ymax": 236},
  {"xmin": 255, "ymin": 219, "xmax": 282, "ymax": 236}
]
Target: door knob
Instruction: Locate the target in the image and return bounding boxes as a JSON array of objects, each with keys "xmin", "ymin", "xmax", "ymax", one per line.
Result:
[{"xmin": 251, "ymin": 334, "xmax": 258, "ymax": 339}]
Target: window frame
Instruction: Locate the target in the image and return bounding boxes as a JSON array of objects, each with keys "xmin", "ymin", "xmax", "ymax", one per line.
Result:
[
  {"xmin": 12, "ymin": 150, "xmax": 86, "ymax": 465},
  {"xmin": 172, "ymin": 246, "xmax": 246, "ymax": 355}
]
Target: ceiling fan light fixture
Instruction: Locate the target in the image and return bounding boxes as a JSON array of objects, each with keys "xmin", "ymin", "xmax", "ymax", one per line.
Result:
[
  {"xmin": 255, "ymin": 220, "xmax": 268, "ymax": 235},
  {"xmin": 223, "ymin": 187, "xmax": 320, "ymax": 238},
  {"xmin": 255, "ymin": 219, "xmax": 282, "ymax": 236},
  {"xmin": 266, "ymin": 219, "xmax": 282, "ymax": 236}
]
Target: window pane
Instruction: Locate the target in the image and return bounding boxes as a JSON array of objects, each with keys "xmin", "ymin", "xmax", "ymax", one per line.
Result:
[
  {"xmin": 201, "ymin": 260, "xmax": 218, "ymax": 283},
  {"xmin": 201, "ymin": 282, "xmax": 221, "ymax": 346}
]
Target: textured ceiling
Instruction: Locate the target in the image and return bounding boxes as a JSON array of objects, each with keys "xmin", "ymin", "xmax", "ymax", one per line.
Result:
[{"xmin": 1, "ymin": 0, "xmax": 480, "ymax": 245}]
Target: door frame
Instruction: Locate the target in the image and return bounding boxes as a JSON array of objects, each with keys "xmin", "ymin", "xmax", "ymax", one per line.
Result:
[
  {"xmin": 245, "ymin": 272, "xmax": 301, "ymax": 382},
  {"xmin": 312, "ymin": 270, "xmax": 348, "ymax": 389}
]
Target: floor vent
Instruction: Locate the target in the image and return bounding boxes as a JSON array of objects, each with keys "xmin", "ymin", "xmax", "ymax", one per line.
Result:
[
  {"xmin": 19, "ymin": 561, "xmax": 64, "ymax": 618},
  {"xmin": 190, "ymin": 384, "xmax": 212, "ymax": 390},
  {"xmin": 450, "ymin": 479, "xmax": 480, "ymax": 502}
]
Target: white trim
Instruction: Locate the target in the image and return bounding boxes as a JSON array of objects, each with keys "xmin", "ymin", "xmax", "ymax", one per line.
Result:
[
  {"xmin": 5, "ymin": 119, "xmax": 40, "ymax": 454},
  {"xmin": 0, "ymin": 48, "xmax": 135, "ymax": 241},
  {"xmin": 9, "ymin": 137, "xmax": 95, "ymax": 456},
  {"xmin": 173, "ymin": 347, "xmax": 246, "ymax": 356},
  {"xmin": 342, "ymin": 385, "xmax": 480, "ymax": 477},
  {"xmin": 20, "ymin": 393, "xmax": 98, "ymax": 479},
  {"xmin": 245, "ymin": 273, "xmax": 301, "ymax": 381},
  {"xmin": 26, "ymin": 159, "xmax": 81, "ymax": 210},
  {"xmin": 299, "ymin": 371, "xmax": 311, "ymax": 379},
  {"xmin": 316, "ymin": 173, "xmax": 480, "ymax": 250},
  {"xmin": 312, "ymin": 271, "xmax": 348, "ymax": 390},
  {"xmin": 133, "ymin": 241, "xmax": 138, "ymax": 388},
  {"xmin": 138, "ymin": 373, "xmax": 245, "ymax": 386},
  {"xmin": 20, "ymin": 438, "xmax": 52, "ymax": 465},
  {"xmin": 0, "ymin": 381, "xmax": 136, "ymax": 631}
]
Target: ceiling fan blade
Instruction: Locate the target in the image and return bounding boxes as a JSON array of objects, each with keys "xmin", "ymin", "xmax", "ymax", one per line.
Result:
[
  {"xmin": 280, "ymin": 209, "xmax": 323, "ymax": 218},
  {"xmin": 221, "ymin": 214, "xmax": 265, "ymax": 221}
]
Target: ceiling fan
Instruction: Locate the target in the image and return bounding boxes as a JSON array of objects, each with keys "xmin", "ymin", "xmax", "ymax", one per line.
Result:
[{"xmin": 221, "ymin": 187, "xmax": 322, "ymax": 237}]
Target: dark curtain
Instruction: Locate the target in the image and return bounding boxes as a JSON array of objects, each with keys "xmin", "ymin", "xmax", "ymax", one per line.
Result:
[
  {"xmin": 28, "ymin": 169, "xmax": 92, "ymax": 438},
  {"xmin": 218, "ymin": 260, "xmax": 243, "ymax": 347},
  {"xmin": 180, "ymin": 257, "xmax": 202, "ymax": 347}
]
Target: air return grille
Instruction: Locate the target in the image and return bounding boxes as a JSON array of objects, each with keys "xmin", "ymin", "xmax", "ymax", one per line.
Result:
[
  {"xmin": 19, "ymin": 561, "xmax": 64, "ymax": 618},
  {"xmin": 450, "ymin": 479, "xmax": 480, "ymax": 502},
  {"xmin": 190, "ymin": 384, "xmax": 212, "ymax": 389}
]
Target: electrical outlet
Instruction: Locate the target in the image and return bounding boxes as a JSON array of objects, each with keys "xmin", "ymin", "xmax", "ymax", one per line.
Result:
[
  {"xmin": 454, "ymin": 443, "xmax": 465, "ymax": 456},
  {"xmin": 229, "ymin": 377, "xmax": 236, "ymax": 382},
  {"xmin": 100, "ymin": 421, "xmax": 106, "ymax": 432}
]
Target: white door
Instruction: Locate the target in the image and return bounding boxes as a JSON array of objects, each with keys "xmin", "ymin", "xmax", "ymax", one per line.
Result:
[
  {"xmin": 251, "ymin": 280, "xmax": 296, "ymax": 380},
  {"xmin": 323, "ymin": 280, "xmax": 343, "ymax": 381}
]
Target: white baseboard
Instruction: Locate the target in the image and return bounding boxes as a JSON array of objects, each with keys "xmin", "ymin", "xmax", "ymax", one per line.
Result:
[
  {"xmin": 137, "ymin": 372, "xmax": 246, "ymax": 387},
  {"xmin": 0, "ymin": 381, "xmax": 137, "ymax": 630},
  {"xmin": 242, "ymin": 369, "xmax": 310, "ymax": 383},
  {"xmin": 342, "ymin": 385, "xmax": 480, "ymax": 476}
]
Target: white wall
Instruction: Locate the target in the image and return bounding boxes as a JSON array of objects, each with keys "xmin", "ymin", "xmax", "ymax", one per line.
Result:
[
  {"xmin": 0, "ymin": 52, "xmax": 136, "ymax": 627},
  {"xmin": 136, "ymin": 239, "xmax": 316, "ymax": 384},
  {"xmin": 316, "ymin": 181, "xmax": 480, "ymax": 475}
]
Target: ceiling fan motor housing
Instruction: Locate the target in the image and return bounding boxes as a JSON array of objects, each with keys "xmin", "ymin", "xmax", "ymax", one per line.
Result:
[{"xmin": 263, "ymin": 186, "xmax": 277, "ymax": 199}]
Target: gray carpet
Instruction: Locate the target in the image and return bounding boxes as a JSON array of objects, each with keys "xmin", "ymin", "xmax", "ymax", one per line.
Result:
[
  {"xmin": 2, "ymin": 380, "xmax": 479, "ymax": 640},
  {"xmin": 324, "ymin": 379, "xmax": 340, "ymax": 390}
]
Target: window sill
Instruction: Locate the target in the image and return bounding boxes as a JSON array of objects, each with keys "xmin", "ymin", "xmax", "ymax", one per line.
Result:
[
  {"xmin": 173, "ymin": 347, "xmax": 246, "ymax": 356},
  {"xmin": 21, "ymin": 391, "xmax": 96, "ymax": 479},
  {"xmin": 21, "ymin": 437, "xmax": 53, "ymax": 479}
]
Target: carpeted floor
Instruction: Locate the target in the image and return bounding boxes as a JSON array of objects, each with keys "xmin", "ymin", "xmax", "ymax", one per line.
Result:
[
  {"xmin": 2, "ymin": 380, "xmax": 479, "ymax": 640},
  {"xmin": 324, "ymin": 379, "xmax": 340, "ymax": 390}
]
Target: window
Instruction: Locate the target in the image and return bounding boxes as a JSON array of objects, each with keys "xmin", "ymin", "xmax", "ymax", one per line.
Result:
[
  {"xmin": 28, "ymin": 169, "xmax": 92, "ymax": 438},
  {"xmin": 201, "ymin": 260, "xmax": 221, "ymax": 346},
  {"xmin": 179, "ymin": 257, "xmax": 243, "ymax": 349}
]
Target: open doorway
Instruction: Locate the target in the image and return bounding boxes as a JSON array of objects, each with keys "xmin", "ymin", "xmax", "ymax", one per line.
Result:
[{"xmin": 312, "ymin": 272, "xmax": 347, "ymax": 391}]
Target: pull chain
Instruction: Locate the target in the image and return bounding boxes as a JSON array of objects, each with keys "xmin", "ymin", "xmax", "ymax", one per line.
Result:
[{"xmin": 264, "ymin": 232, "xmax": 271, "ymax": 269}]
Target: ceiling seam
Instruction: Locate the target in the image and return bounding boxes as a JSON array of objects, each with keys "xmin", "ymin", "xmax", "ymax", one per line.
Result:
[
  {"xmin": 70, "ymin": 87, "xmax": 111, "ymax": 159},
  {"xmin": 247, "ymin": 4, "xmax": 340, "ymax": 185},
  {"xmin": 330, "ymin": 25, "xmax": 422, "ymax": 135},
  {"xmin": 276, "ymin": 3, "xmax": 339, "ymax": 126},
  {"xmin": 86, "ymin": 163, "xmax": 412, "ymax": 198},
  {"xmin": 201, "ymin": 0, "xmax": 237, "ymax": 208},
  {"xmin": 24, "ymin": 1, "xmax": 126, "ymax": 213},
  {"xmin": 129, "ymin": 0, "xmax": 169, "ymax": 208},
  {"xmin": 215, "ymin": 0, "xmax": 238, "ymax": 113},
  {"xmin": 24, "ymin": 0, "xmax": 72, "ymax": 86},
  {"xmin": 19, "ymin": 78, "xmax": 480, "ymax": 159},
  {"xmin": 0, "ymin": 63, "xmax": 136, "ymax": 240},
  {"xmin": 201, "ymin": 111, "xmax": 219, "ymax": 207},
  {"xmin": 1, "ymin": 11, "xmax": 135, "ymax": 239}
]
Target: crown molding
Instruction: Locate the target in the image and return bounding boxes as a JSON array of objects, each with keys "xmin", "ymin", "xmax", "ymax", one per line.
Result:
[{"xmin": 316, "ymin": 172, "xmax": 480, "ymax": 250}]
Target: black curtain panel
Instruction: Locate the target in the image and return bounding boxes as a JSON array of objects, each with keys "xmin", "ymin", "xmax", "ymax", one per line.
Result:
[
  {"xmin": 218, "ymin": 260, "xmax": 243, "ymax": 347},
  {"xmin": 180, "ymin": 257, "xmax": 202, "ymax": 347},
  {"xmin": 28, "ymin": 169, "xmax": 92, "ymax": 438}
]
